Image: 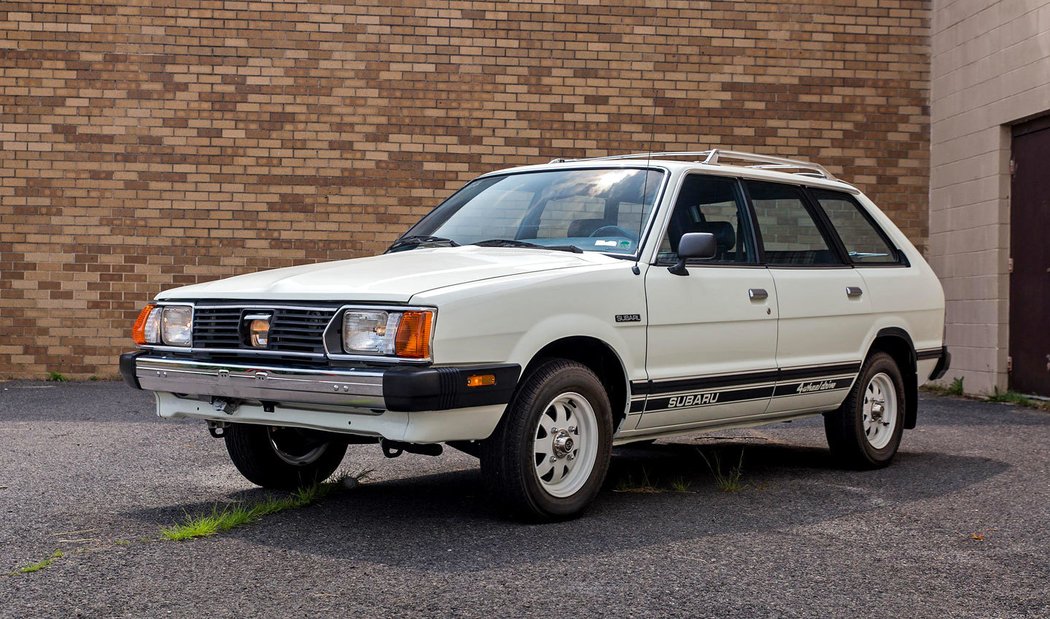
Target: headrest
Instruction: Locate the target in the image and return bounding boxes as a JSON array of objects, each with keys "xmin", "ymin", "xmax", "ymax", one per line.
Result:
[{"xmin": 697, "ymin": 221, "xmax": 735, "ymax": 250}]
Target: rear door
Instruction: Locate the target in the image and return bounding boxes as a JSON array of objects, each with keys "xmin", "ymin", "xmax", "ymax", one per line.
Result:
[
  {"xmin": 745, "ymin": 180, "xmax": 869, "ymax": 414},
  {"xmin": 639, "ymin": 174, "xmax": 778, "ymax": 430}
]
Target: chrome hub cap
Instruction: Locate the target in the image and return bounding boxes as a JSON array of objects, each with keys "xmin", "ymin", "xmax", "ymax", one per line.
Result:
[
  {"xmin": 862, "ymin": 373, "xmax": 898, "ymax": 450},
  {"xmin": 533, "ymin": 392, "xmax": 598, "ymax": 498},
  {"xmin": 552, "ymin": 430, "xmax": 575, "ymax": 458}
]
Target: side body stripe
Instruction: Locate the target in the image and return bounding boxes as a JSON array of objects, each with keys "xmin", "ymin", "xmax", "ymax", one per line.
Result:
[{"xmin": 629, "ymin": 362, "xmax": 861, "ymax": 414}]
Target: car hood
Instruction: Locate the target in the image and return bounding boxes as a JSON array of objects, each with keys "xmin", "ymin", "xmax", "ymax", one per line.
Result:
[{"xmin": 156, "ymin": 246, "xmax": 617, "ymax": 303}]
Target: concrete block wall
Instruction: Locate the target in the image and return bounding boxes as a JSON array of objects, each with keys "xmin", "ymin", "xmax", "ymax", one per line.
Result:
[
  {"xmin": 929, "ymin": 0, "xmax": 1050, "ymax": 394},
  {"xmin": 0, "ymin": 1, "xmax": 930, "ymax": 378}
]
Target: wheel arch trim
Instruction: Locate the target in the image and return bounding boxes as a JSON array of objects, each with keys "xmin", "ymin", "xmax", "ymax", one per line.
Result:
[{"xmin": 866, "ymin": 326, "xmax": 918, "ymax": 429}]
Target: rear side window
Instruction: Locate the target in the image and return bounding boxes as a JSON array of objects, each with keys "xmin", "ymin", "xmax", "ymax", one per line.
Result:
[
  {"xmin": 811, "ymin": 189, "xmax": 901, "ymax": 265},
  {"xmin": 746, "ymin": 181, "xmax": 842, "ymax": 266}
]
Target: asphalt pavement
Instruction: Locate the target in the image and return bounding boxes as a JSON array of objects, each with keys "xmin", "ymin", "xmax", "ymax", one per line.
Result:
[{"xmin": 1, "ymin": 381, "xmax": 1048, "ymax": 618}]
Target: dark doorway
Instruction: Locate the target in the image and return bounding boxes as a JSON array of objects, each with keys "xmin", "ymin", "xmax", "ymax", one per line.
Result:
[{"xmin": 1009, "ymin": 116, "xmax": 1050, "ymax": 397}]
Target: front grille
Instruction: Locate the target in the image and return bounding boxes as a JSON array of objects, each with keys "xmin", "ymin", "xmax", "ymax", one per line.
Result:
[{"xmin": 192, "ymin": 306, "xmax": 337, "ymax": 355}]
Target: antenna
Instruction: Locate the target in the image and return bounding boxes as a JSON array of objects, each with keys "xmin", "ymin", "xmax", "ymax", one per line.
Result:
[{"xmin": 637, "ymin": 39, "xmax": 661, "ymax": 248}]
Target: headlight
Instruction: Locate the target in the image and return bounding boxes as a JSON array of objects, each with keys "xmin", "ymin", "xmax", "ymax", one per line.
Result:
[
  {"xmin": 342, "ymin": 309, "xmax": 433, "ymax": 359},
  {"xmin": 160, "ymin": 306, "xmax": 193, "ymax": 347},
  {"xmin": 342, "ymin": 311, "xmax": 399, "ymax": 355}
]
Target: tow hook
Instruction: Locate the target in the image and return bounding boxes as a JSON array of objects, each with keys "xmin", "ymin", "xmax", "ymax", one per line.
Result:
[
  {"xmin": 211, "ymin": 397, "xmax": 241, "ymax": 415},
  {"xmin": 207, "ymin": 420, "xmax": 226, "ymax": 438},
  {"xmin": 380, "ymin": 439, "xmax": 443, "ymax": 459}
]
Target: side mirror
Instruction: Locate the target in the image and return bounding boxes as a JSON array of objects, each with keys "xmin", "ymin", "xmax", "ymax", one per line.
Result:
[{"xmin": 668, "ymin": 232, "xmax": 717, "ymax": 276}]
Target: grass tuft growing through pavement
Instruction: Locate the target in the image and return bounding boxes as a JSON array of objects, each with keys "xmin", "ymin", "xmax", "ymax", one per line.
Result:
[
  {"xmin": 161, "ymin": 470, "xmax": 371, "ymax": 541},
  {"xmin": 699, "ymin": 448, "xmax": 746, "ymax": 493},
  {"xmin": 986, "ymin": 387, "xmax": 1035, "ymax": 407},
  {"xmin": 11, "ymin": 550, "xmax": 63, "ymax": 576}
]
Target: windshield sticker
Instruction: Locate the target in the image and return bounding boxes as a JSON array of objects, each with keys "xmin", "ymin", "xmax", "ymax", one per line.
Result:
[{"xmin": 594, "ymin": 240, "xmax": 617, "ymax": 247}]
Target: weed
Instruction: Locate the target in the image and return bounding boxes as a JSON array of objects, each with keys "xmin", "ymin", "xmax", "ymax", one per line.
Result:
[
  {"xmin": 669, "ymin": 477, "xmax": 692, "ymax": 493},
  {"xmin": 613, "ymin": 467, "xmax": 660, "ymax": 493},
  {"xmin": 88, "ymin": 375, "xmax": 99, "ymax": 382},
  {"xmin": 11, "ymin": 550, "xmax": 63, "ymax": 575},
  {"xmin": 46, "ymin": 371, "xmax": 67, "ymax": 382},
  {"xmin": 947, "ymin": 376, "xmax": 964, "ymax": 396},
  {"xmin": 113, "ymin": 539, "xmax": 131, "ymax": 546},
  {"xmin": 699, "ymin": 448, "xmax": 746, "ymax": 493},
  {"xmin": 160, "ymin": 469, "xmax": 369, "ymax": 542},
  {"xmin": 987, "ymin": 387, "xmax": 1034, "ymax": 407}
]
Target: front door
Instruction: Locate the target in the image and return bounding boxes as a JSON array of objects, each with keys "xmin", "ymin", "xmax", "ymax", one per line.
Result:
[
  {"xmin": 1010, "ymin": 118, "xmax": 1050, "ymax": 396},
  {"xmin": 639, "ymin": 174, "xmax": 778, "ymax": 430}
]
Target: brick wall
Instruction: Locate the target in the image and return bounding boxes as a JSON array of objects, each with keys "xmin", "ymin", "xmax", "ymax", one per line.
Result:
[{"xmin": 0, "ymin": 0, "xmax": 930, "ymax": 378}]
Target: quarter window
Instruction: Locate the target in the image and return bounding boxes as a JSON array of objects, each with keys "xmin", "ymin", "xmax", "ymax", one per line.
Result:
[
  {"xmin": 811, "ymin": 189, "xmax": 900, "ymax": 265},
  {"xmin": 746, "ymin": 181, "xmax": 842, "ymax": 266}
]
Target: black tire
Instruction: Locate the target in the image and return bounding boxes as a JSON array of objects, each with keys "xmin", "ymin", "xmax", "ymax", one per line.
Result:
[
  {"xmin": 480, "ymin": 359, "xmax": 613, "ymax": 521},
  {"xmin": 224, "ymin": 424, "xmax": 347, "ymax": 490},
  {"xmin": 824, "ymin": 352, "xmax": 906, "ymax": 469}
]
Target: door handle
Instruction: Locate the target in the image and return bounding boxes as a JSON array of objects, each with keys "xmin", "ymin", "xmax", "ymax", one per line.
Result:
[
  {"xmin": 846, "ymin": 286, "xmax": 863, "ymax": 298},
  {"xmin": 748, "ymin": 288, "xmax": 768, "ymax": 301}
]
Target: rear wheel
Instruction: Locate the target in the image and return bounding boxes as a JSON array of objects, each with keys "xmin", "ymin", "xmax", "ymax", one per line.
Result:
[
  {"xmin": 481, "ymin": 359, "xmax": 612, "ymax": 521},
  {"xmin": 224, "ymin": 424, "xmax": 347, "ymax": 489},
  {"xmin": 824, "ymin": 352, "xmax": 905, "ymax": 468}
]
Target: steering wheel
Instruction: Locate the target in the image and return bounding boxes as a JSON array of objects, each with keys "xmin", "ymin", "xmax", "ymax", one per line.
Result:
[{"xmin": 588, "ymin": 225, "xmax": 637, "ymax": 241}]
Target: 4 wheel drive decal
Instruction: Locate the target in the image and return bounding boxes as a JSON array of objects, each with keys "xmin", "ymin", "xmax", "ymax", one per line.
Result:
[
  {"xmin": 629, "ymin": 363, "xmax": 860, "ymax": 414},
  {"xmin": 776, "ymin": 378, "xmax": 849, "ymax": 396}
]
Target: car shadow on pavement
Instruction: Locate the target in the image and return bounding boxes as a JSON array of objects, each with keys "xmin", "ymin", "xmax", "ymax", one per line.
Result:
[{"xmin": 126, "ymin": 439, "xmax": 1009, "ymax": 573}]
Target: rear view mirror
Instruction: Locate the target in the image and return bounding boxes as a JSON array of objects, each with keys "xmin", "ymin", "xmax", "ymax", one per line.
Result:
[{"xmin": 668, "ymin": 232, "xmax": 716, "ymax": 276}]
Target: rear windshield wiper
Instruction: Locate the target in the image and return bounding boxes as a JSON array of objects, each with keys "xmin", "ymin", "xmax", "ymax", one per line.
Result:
[
  {"xmin": 473, "ymin": 239, "xmax": 583, "ymax": 254},
  {"xmin": 387, "ymin": 235, "xmax": 460, "ymax": 252}
]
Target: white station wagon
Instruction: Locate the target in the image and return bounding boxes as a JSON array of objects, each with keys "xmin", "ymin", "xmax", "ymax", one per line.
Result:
[{"xmin": 121, "ymin": 150, "xmax": 950, "ymax": 520}]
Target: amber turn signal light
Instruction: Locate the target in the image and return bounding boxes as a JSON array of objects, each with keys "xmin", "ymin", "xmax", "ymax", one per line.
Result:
[
  {"xmin": 393, "ymin": 311, "xmax": 433, "ymax": 359},
  {"xmin": 466, "ymin": 374, "xmax": 496, "ymax": 388},
  {"xmin": 131, "ymin": 304, "xmax": 156, "ymax": 345}
]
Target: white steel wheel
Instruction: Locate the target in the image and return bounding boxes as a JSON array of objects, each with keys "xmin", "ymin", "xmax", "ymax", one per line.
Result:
[
  {"xmin": 532, "ymin": 392, "xmax": 599, "ymax": 499},
  {"xmin": 824, "ymin": 351, "xmax": 906, "ymax": 469},
  {"xmin": 267, "ymin": 426, "xmax": 329, "ymax": 466},
  {"xmin": 862, "ymin": 373, "xmax": 898, "ymax": 450},
  {"xmin": 224, "ymin": 424, "xmax": 347, "ymax": 490},
  {"xmin": 480, "ymin": 359, "xmax": 613, "ymax": 521}
]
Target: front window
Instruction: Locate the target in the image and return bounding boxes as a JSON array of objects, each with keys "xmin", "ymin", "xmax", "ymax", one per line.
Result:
[
  {"xmin": 398, "ymin": 168, "xmax": 666, "ymax": 255},
  {"xmin": 656, "ymin": 175, "xmax": 756, "ymax": 265}
]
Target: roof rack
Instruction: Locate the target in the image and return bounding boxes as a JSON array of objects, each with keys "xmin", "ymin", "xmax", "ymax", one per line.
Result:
[{"xmin": 548, "ymin": 149, "xmax": 837, "ymax": 181}]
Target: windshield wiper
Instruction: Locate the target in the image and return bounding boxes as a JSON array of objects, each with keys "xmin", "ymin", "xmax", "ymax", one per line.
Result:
[
  {"xmin": 387, "ymin": 235, "xmax": 460, "ymax": 252},
  {"xmin": 473, "ymin": 239, "xmax": 583, "ymax": 254}
]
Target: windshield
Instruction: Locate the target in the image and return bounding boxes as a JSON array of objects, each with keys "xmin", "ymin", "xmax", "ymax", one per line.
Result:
[{"xmin": 399, "ymin": 168, "xmax": 666, "ymax": 255}]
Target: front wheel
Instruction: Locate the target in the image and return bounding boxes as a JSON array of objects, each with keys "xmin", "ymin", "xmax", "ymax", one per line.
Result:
[
  {"xmin": 224, "ymin": 424, "xmax": 347, "ymax": 490},
  {"xmin": 481, "ymin": 359, "xmax": 613, "ymax": 521},
  {"xmin": 824, "ymin": 352, "xmax": 906, "ymax": 469}
]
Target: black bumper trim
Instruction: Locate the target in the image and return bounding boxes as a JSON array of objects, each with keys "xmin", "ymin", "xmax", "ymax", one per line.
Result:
[
  {"xmin": 928, "ymin": 346, "xmax": 951, "ymax": 381},
  {"xmin": 382, "ymin": 364, "xmax": 521, "ymax": 412},
  {"xmin": 120, "ymin": 351, "xmax": 144, "ymax": 390}
]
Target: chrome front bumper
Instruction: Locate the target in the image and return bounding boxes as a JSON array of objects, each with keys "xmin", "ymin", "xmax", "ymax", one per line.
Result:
[
  {"xmin": 133, "ymin": 356, "xmax": 387, "ymax": 410},
  {"xmin": 121, "ymin": 352, "xmax": 521, "ymax": 414}
]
